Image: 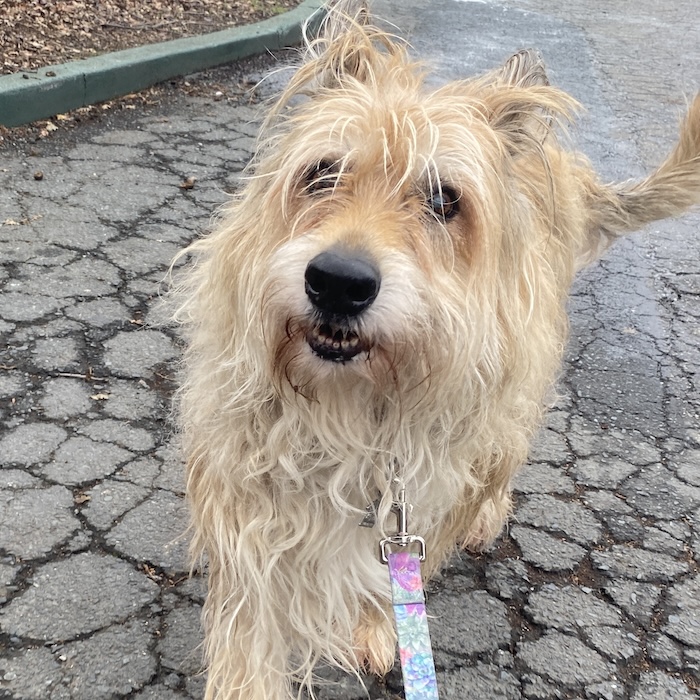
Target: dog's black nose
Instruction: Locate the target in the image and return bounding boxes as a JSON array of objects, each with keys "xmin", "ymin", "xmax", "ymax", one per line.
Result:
[{"xmin": 305, "ymin": 250, "xmax": 380, "ymax": 316}]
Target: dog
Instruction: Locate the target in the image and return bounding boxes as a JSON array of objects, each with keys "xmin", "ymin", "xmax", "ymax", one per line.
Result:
[{"xmin": 173, "ymin": 3, "xmax": 700, "ymax": 698}]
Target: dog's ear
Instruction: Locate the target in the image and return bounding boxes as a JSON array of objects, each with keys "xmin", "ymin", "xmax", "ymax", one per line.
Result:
[
  {"xmin": 295, "ymin": 1, "xmax": 403, "ymax": 89},
  {"xmin": 262, "ymin": 4, "xmax": 405, "ymax": 128},
  {"xmin": 483, "ymin": 51, "xmax": 576, "ymax": 149},
  {"xmin": 498, "ymin": 49, "xmax": 549, "ymax": 89},
  {"xmin": 317, "ymin": 0, "xmax": 371, "ymax": 47}
]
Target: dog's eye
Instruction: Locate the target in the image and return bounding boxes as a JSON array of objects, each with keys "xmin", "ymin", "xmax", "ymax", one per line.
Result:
[
  {"xmin": 303, "ymin": 160, "xmax": 340, "ymax": 194},
  {"xmin": 429, "ymin": 185, "xmax": 460, "ymax": 220}
]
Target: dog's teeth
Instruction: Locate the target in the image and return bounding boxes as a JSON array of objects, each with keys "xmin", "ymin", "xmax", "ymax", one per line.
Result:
[{"xmin": 307, "ymin": 322, "xmax": 366, "ymax": 359}]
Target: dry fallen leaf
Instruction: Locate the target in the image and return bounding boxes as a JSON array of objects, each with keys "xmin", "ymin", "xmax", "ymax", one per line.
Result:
[
  {"xmin": 179, "ymin": 175, "xmax": 197, "ymax": 190},
  {"xmin": 143, "ymin": 564, "xmax": 162, "ymax": 582}
]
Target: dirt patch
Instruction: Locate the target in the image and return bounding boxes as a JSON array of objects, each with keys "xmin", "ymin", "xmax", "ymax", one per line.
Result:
[{"xmin": 1, "ymin": 0, "xmax": 302, "ymax": 75}]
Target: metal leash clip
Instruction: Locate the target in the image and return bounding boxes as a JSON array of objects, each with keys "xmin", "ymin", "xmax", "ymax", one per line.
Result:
[{"xmin": 379, "ymin": 487, "xmax": 427, "ymax": 563}]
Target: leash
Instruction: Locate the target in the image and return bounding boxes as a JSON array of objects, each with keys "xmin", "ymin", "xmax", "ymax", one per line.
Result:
[{"xmin": 379, "ymin": 488, "xmax": 440, "ymax": 700}]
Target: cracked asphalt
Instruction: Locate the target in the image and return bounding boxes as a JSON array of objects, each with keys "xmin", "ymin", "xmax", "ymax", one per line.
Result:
[{"xmin": 1, "ymin": 0, "xmax": 700, "ymax": 698}]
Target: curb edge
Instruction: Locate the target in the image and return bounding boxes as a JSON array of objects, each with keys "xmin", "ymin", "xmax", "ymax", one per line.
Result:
[{"xmin": 0, "ymin": 0, "xmax": 325, "ymax": 128}]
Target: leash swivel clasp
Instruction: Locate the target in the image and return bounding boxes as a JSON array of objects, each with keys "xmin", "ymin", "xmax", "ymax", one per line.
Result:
[{"xmin": 379, "ymin": 487, "xmax": 427, "ymax": 563}]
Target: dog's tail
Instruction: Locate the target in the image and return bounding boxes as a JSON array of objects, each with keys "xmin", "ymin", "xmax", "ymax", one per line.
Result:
[{"xmin": 582, "ymin": 94, "xmax": 700, "ymax": 263}]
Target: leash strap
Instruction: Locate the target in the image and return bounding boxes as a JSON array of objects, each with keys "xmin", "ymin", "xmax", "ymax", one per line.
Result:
[{"xmin": 387, "ymin": 550, "xmax": 440, "ymax": 700}]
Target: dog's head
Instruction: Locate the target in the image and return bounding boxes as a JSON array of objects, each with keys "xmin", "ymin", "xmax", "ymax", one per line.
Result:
[{"xmin": 212, "ymin": 5, "xmax": 578, "ymax": 403}]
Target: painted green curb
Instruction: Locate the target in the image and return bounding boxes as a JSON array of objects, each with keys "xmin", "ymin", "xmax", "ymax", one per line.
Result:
[{"xmin": 0, "ymin": 0, "xmax": 325, "ymax": 128}]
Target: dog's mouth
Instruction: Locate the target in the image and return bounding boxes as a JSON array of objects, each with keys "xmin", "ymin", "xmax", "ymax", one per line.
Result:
[{"xmin": 305, "ymin": 321, "xmax": 369, "ymax": 363}]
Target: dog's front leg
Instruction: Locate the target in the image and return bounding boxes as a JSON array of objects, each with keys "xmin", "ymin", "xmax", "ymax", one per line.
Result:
[{"xmin": 202, "ymin": 571, "xmax": 291, "ymax": 700}]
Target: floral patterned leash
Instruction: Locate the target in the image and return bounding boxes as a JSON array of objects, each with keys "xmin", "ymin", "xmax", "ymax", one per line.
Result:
[{"xmin": 380, "ymin": 489, "xmax": 440, "ymax": 700}]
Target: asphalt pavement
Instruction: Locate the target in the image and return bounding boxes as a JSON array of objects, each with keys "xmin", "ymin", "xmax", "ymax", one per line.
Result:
[{"xmin": 1, "ymin": 0, "xmax": 700, "ymax": 698}]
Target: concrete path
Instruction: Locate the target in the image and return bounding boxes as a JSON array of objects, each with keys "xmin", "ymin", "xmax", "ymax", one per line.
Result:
[{"xmin": 1, "ymin": 1, "xmax": 699, "ymax": 698}]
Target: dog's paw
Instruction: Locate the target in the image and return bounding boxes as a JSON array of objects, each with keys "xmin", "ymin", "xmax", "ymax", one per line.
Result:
[
  {"xmin": 353, "ymin": 609, "xmax": 397, "ymax": 676},
  {"xmin": 463, "ymin": 494, "xmax": 511, "ymax": 551}
]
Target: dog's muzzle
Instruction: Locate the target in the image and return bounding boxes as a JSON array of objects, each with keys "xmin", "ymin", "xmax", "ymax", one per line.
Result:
[{"xmin": 304, "ymin": 248, "xmax": 380, "ymax": 362}]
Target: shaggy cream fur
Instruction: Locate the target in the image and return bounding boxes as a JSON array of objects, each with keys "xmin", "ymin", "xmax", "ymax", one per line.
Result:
[{"xmin": 173, "ymin": 4, "xmax": 700, "ymax": 698}]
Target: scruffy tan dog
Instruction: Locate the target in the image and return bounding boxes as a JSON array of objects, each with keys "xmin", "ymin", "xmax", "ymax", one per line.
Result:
[{"xmin": 174, "ymin": 3, "xmax": 700, "ymax": 698}]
